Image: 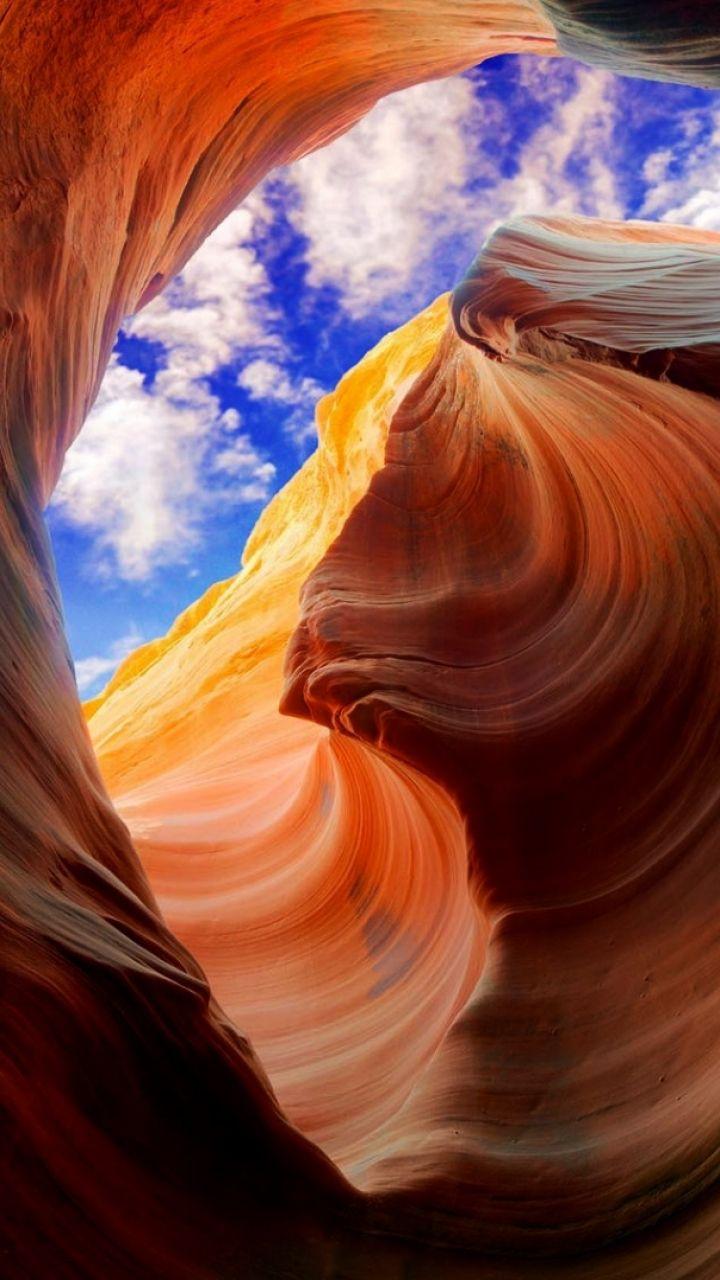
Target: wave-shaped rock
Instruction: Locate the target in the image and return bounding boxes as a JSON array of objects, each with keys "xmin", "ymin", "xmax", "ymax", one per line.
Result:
[
  {"xmin": 89, "ymin": 298, "xmax": 486, "ymax": 1177},
  {"xmin": 84, "ymin": 215, "xmax": 720, "ymax": 1277},
  {"xmin": 284, "ymin": 216, "xmax": 720, "ymax": 1254},
  {"xmin": 5, "ymin": 2, "xmax": 720, "ymax": 1277},
  {"xmin": 0, "ymin": 5, "xmax": 559, "ymax": 1274}
]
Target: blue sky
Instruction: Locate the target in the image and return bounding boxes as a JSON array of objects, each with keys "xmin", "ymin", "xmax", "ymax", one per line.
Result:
[{"xmin": 46, "ymin": 53, "xmax": 720, "ymax": 696}]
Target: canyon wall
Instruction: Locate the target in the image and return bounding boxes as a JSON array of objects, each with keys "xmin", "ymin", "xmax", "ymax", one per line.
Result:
[
  {"xmin": 3, "ymin": 2, "xmax": 720, "ymax": 1278},
  {"xmin": 285, "ymin": 215, "xmax": 720, "ymax": 1253}
]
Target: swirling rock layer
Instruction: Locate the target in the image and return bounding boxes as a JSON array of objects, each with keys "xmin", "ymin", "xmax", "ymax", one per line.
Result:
[
  {"xmin": 89, "ymin": 298, "xmax": 485, "ymax": 1176},
  {"xmin": 284, "ymin": 217, "xmax": 720, "ymax": 1252},
  {"xmin": 0, "ymin": 5, "xmax": 561, "ymax": 1276},
  {"xmin": 5, "ymin": 2, "xmax": 720, "ymax": 1278}
]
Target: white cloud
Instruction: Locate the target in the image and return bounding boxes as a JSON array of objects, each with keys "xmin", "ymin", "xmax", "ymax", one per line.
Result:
[
  {"xmin": 492, "ymin": 66, "xmax": 621, "ymax": 224},
  {"xmin": 53, "ymin": 357, "xmax": 275, "ymax": 581},
  {"xmin": 127, "ymin": 203, "xmax": 275, "ymax": 374},
  {"xmin": 74, "ymin": 626, "xmax": 144, "ymax": 695},
  {"xmin": 279, "ymin": 77, "xmax": 483, "ymax": 318},
  {"xmin": 276, "ymin": 63, "xmax": 620, "ymax": 318},
  {"xmin": 641, "ymin": 112, "xmax": 720, "ymax": 230},
  {"xmin": 238, "ymin": 358, "xmax": 326, "ymax": 449},
  {"xmin": 52, "ymin": 203, "xmax": 278, "ymax": 581}
]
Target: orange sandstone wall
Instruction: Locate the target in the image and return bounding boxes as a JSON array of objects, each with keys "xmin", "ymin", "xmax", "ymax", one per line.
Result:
[
  {"xmin": 0, "ymin": 5, "xmax": 560, "ymax": 1277},
  {"xmin": 87, "ymin": 215, "xmax": 720, "ymax": 1277},
  {"xmin": 88, "ymin": 298, "xmax": 486, "ymax": 1176},
  {"xmin": 284, "ymin": 217, "xmax": 720, "ymax": 1253},
  {"xmin": 4, "ymin": 1, "xmax": 720, "ymax": 1278}
]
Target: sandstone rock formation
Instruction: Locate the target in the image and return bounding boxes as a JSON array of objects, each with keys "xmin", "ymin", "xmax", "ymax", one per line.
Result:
[
  {"xmin": 85, "ymin": 214, "xmax": 720, "ymax": 1278},
  {"xmin": 4, "ymin": 3, "xmax": 720, "ymax": 1279},
  {"xmin": 285, "ymin": 215, "xmax": 720, "ymax": 1254},
  {"xmin": 88, "ymin": 297, "xmax": 486, "ymax": 1176}
]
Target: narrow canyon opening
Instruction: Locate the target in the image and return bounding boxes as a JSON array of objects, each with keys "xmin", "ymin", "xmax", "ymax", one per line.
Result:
[{"xmin": 6, "ymin": 4, "xmax": 720, "ymax": 1278}]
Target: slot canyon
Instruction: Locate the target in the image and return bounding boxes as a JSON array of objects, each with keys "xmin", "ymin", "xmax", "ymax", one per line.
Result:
[{"xmin": 3, "ymin": 3, "xmax": 720, "ymax": 1278}]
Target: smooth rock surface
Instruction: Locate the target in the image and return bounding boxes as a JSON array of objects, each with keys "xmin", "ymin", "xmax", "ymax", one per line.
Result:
[{"xmin": 4, "ymin": 2, "xmax": 720, "ymax": 1277}]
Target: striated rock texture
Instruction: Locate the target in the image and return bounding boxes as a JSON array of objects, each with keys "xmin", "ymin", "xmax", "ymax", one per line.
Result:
[
  {"xmin": 0, "ymin": 4, "xmax": 560, "ymax": 1277},
  {"xmin": 538, "ymin": 1, "xmax": 720, "ymax": 84},
  {"xmin": 284, "ymin": 217, "xmax": 720, "ymax": 1257},
  {"xmin": 84, "ymin": 214, "xmax": 720, "ymax": 1279},
  {"xmin": 4, "ymin": 3, "xmax": 720, "ymax": 1279},
  {"xmin": 88, "ymin": 298, "xmax": 486, "ymax": 1177}
]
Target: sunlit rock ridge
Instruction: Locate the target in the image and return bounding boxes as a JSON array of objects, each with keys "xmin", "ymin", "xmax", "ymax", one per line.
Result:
[{"xmin": 2, "ymin": 3, "xmax": 720, "ymax": 1279}]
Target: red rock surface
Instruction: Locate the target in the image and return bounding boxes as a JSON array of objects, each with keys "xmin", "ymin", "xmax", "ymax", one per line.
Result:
[
  {"xmin": 284, "ymin": 216, "xmax": 720, "ymax": 1254},
  {"xmin": 0, "ymin": 6, "xmax": 555, "ymax": 1277},
  {"xmin": 88, "ymin": 298, "xmax": 486, "ymax": 1179},
  {"xmin": 3, "ymin": 4, "xmax": 720, "ymax": 1279}
]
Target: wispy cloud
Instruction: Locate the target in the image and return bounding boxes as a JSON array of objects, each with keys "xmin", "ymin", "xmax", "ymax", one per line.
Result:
[
  {"xmin": 640, "ymin": 109, "xmax": 720, "ymax": 229},
  {"xmin": 274, "ymin": 62, "xmax": 621, "ymax": 320},
  {"xmin": 493, "ymin": 64, "xmax": 621, "ymax": 223},
  {"xmin": 277, "ymin": 76, "xmax": 484, "ymax": 318},
  {"xmin": 127, "ymin": 202, "xmax": 275, "ymax": 374},
  {"xmin": 52, "ymin": 357, "xmax": 275, "ymax": 582},
  {"xmin": 74, "ymin": 626, "xmax": 144, "ymax": 695},
  {"xmin": 238, "ymin": 358, "xmax": 326, "ymax": 449},
  {"xmin": 52, "ymin": 203, "xmax": 278, "ymax": 581}
]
